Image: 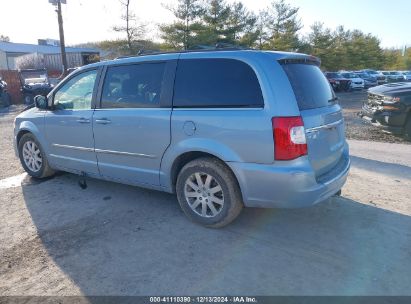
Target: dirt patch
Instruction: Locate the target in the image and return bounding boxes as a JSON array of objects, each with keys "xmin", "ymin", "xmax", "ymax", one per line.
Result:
[{"xmin": 0, "ymin": 105, "xmax": 26, "ymax": 179}]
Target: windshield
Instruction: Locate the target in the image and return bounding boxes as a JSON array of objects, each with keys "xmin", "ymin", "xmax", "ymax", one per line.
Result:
[
  {"xmin": 20, "ymin": 71, "xmax": 49, "ymax": 83},
  {"xmin": 24, "ymin": 78, "xmax": 47, "ymax": 85},
  {"xmin": 342, "ymin": 73, "xmax": 356, "ymax": 78},
  {"xmin": 282, "ymin": 63, "xmax": 335, "ymax": 110},
  {"xmin": 327, "ymin": 72, "xmax": 342, "ymax": 78}
]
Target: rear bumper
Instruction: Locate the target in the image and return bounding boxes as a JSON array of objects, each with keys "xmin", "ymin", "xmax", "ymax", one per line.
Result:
[{"xmin": 228, "ymin": 144, "xmax": 350, "ymax": 209}]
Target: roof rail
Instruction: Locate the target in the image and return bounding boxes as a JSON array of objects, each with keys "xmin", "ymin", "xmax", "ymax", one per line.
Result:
[{"xmin": 114, "ymin": 44, "xmax": 251, "ymax": 60}]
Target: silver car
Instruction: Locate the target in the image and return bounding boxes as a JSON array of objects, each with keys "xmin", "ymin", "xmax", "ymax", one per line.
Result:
[
  {"xmin": 14, "ymin": 50, "xmax": 350, "ymax": 227},
  {"xmin": 400, "ymin": 71, "xmax": 411, "ymax": 81}
]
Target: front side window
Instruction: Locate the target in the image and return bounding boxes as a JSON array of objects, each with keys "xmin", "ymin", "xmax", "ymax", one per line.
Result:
[
  {"xmin": 173, "ymin": 59, "xmax": 264, "ymax": 108},
  {"xmin": 101, "ymin": 63, "xmax": 166, "ymax": 108},
  {"xmin": 54, "ymin": 70, "xmax": 97, "ymax": 110}
]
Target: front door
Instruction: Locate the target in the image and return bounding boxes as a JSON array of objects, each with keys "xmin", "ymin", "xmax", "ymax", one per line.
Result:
[
  {"xmin": 45, "ymin": 69, "xmax": 100, "ymax": 176},
  {"xmin": 93, "ymin": 61, "xmax": 175, "ymax": 186}
]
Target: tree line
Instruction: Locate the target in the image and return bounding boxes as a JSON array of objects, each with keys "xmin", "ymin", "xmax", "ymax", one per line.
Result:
[{"xmin": 72, "ymin": 0, "xmax": 411, "ymax": 71}]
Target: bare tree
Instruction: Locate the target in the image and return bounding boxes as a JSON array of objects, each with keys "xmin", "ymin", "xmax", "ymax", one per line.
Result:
[
  {"xmin": 15, "ymin": 53, "xmax": 46, "ymax": 70},
  {"xmin": 0, "ymin": 34, "xmax": 10, "ymax": 42},
  {"xmin": 113, "ymin": 0, "xmax": 146, "ymax": 53}
]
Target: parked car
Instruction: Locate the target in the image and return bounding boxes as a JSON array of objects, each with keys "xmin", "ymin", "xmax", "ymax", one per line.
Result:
[
  {"xmin": 360, "ymin": 69, "xmax": 387, "ymax": 85},
  {"xmin": 380, "ymin": 71, "xmax": 406, "ymax": 83},
  {"xmin": 13, "ymin": 49, "xmax": 350, "ymax": 227},
  {"xmin": 0, "ymin": 77, "xmax": 10, "ymax": 107},
  {"xmin": 324, "ymin": 72, "xmax": 351, "ymax": 91},
  {"xmin": 400, "ymin": 71, "xmax": 411, "ymax": 81},
  {"xmin": 354, "ymin": 72, "xmax": 378, "ymax": 88},
  {"xmin": 19, "ymin": 69, "xmax": 53, "ymax": 105},
  {"xmin": 360, "ymin": 82, "xmax": 411, "ymax": 139},
  {"xmin": 340, "ymin": 72, "xmax": 365, "ymax": 90}
]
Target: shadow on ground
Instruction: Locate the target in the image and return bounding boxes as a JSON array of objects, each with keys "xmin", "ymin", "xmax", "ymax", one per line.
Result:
[
  {"xmin": 19, "ymin": 173, "xmax": 411, "ymax": 296},
  {"xmin": 350, "ymin": 156, "xmax": 411, "ymax": 180}
]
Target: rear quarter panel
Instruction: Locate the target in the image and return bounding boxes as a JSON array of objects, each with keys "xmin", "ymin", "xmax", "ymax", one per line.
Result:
[{"xmin": 160, "ymin": 51, "xmax": 302, "ymax": 190}]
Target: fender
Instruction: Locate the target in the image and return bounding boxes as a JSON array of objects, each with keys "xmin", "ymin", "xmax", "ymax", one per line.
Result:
[
  {"xmin": 15, "ymin": 118, "xmax": 49, "ymax": 157},
  {"xmin": 159, "ymin": 137, "xmax": 243, "ymax": 191}
]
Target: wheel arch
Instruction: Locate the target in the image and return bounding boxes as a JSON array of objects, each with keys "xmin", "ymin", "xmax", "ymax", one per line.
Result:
[
  {"xmin": 165, "ymin": 150, "xmax": 242, "ymax": 195},
  {"xmin": 160, "ymin": 137, "xmax": 244, "ymax": 191},
  {"xmin": 16, "ymin": 129, "xmax": 31, "ymax": 146},
  {"xmin": 15, "ymin": 121, "xmax": 49, "ymax": 157}
]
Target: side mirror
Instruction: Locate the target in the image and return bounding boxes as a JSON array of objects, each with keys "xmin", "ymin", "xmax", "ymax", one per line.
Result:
[{"xmin": 34, "ymin": 95, "xmax": 48, "ymax": 110}]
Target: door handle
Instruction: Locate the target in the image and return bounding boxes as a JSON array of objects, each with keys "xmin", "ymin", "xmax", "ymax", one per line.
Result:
[
  {"xmin": 77, "ymin": 117, "xmax": 90, "ymax": 124},
  {"xmin": 95, "ymin": 118, "xmax": 112, "ymax": 125}
]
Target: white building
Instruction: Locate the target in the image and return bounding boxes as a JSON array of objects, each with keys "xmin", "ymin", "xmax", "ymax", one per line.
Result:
[{"xmin": 0, "ymin": 41, "xmax": 99, "ymax": 71}]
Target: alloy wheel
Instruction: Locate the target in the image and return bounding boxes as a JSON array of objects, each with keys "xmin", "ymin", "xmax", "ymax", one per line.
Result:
[
  {"xmin": 184, "ymin": 172, "xmax": 224, "ymax": 218},
  {"xmin": 22, "ymin": 140, "xmax": 42, "ymax": 172}
]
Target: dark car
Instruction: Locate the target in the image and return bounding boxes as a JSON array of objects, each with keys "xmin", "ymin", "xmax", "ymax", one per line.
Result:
[
  {"xmin": 354, "ymin": 72, "xmax": 378, "ymax": 88},
  {"xmin": 360, "ymin": 83, "xmax": 411, "ymax": 139},
  {"xmin": 324, "ymin": 72, "xmax": 351, "ymax": 91},
  {"xmin": 0, "ymin": 77, "xmax": 10, "ymax": 107},
  {"xmin": 360, "ymin": 69, "xmax": 387, "ymax": 85},
  {"xmin": 19, "ymin": 69, "xmax": 53, "ymax": 105}
]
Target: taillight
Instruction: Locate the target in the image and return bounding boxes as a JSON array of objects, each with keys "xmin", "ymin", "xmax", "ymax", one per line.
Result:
[{"xmin": 272, "ymin": 116, "xmax": 307, "ymax": 160}]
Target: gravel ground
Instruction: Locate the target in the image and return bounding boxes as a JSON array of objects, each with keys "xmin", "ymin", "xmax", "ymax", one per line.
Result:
[
  {"xmin": 338, "ymin": 91, "xmax": 410, "ymax": 144},
  {"xmin": 1, "ymin": 101, "xmax": 411, "ymax": 296},
  {"xmin": 0, "ymin": 105, "xmax": 25, "ymax": 179}
]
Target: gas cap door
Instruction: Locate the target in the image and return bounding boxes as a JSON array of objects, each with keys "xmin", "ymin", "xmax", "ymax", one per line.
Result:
[{"xmin": 183, "ymin": 121, "xmax": 196, "ymax": 136}]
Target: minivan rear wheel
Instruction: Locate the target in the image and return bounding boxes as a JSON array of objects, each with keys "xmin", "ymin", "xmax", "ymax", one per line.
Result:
[{"xmin": 176, "ymin": 157, "xmax": 243, "ymax": 228}]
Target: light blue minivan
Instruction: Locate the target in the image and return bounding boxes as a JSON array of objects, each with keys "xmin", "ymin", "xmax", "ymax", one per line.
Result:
[{"xmin": 14, "ymin": 49, "xmax": 350, "ymax": 227}]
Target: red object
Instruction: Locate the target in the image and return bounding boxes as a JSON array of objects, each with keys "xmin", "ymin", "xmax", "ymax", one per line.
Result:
[{"xmin": 272, "ymin": 116, "xmax": 308, "ymax": 160}]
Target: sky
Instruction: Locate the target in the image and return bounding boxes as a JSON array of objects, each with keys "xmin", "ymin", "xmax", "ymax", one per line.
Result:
[{"xmin": 0, "ymin": 0, "xmax": 410, "ymax": 48}]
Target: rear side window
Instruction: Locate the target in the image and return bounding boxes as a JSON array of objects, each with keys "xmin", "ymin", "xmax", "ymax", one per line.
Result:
[
  {"xmin": 173, "ymin": 59, "xmax": 263, "ymax": 108},
  {"xmin": 282, "ymin": 63, "xmax": 334, "ymax": 110},
  {"xmin": 101, "ymin": 63, "xmax": 165, "ymax": 108}
]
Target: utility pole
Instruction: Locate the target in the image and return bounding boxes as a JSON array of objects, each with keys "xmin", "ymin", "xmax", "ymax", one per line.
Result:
[{"xmin": 50, "ymin": 0, "xmax": 68, "ymax": 75}]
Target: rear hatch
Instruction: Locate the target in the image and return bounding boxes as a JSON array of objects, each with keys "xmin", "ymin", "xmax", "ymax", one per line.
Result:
[{"xmin": 281, "ymin": 61, "xmax": 346, "ymax": 178}]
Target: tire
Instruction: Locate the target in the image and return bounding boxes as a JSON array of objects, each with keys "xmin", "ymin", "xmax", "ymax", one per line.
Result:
[
  {"xmin": 0, "ymin": 92, "xmax": 10, "ymax": 107},
  {"xmin": 176, "ymin": 157, "xmax": 243, "ymax": 228},
  {"xmin": 18, "ymin": 133, "xmax": 55, "ymax": 178},
  {"xmin": 4, "ymin": 92, "xmax": 10, "ymax": 107},
  {"xmin": 23, "ymin": 93, "xmax": 33, "ymax": 105},
  {"xmin": 404, "ymin": 117, "xmax": 411, "ymax": 141}
]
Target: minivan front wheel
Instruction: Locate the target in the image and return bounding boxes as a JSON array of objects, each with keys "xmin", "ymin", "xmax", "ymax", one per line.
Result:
[
  {"xmin": 176, "ymin": 157, "xmax": 243, "ymax": 228},
  {"xmin": 18, "ymin": 133, "xmax": 55, "ymax": 178}
]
